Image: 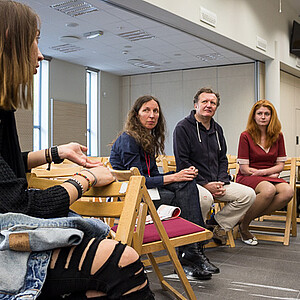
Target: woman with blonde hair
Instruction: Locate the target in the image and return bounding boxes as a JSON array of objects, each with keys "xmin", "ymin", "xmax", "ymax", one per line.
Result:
[
  {"xmin": 236, "ymin": 100, "xmax": 294, "ymax": 245},
  {"xmin": 0, "ymin": 1, "xmax": 153, "ymax": 299}
]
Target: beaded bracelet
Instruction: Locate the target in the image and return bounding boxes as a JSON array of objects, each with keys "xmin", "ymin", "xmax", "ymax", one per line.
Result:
[
  {"xmin": 51, "ymin": 146, "xmax": 64, "ymax": 164},
  {"xmin": 74, "ymin": 172, "xmax": 92, "ymax": 191},
  {"xmin": 65, "ymin": 178, "xmax": 84, "ymax": 199},
  {"xmin": 82, "ymin": 169, "xmax": 98, "ymax": 187}
]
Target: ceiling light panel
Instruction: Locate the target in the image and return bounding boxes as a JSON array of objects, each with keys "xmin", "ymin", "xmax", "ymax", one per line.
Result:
[
  {"xmin": 127, "ymin": 59, "xmax": 160, "ymax": 69},
  {"xmin": 50, "ymin": 0, "xmax": 98, "ymax": 17},
  {"xmin": 196, "ymin": 53, "xmax": 224, "ymax": 61},
  {"xmin": 118, "ymin": 30, "xmax": 155, "ymax": 42}
]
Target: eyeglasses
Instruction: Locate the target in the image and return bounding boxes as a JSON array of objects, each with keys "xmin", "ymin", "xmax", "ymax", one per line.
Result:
[{"xmin": 200, "ymin": 100, "xmax": 217, "ymax": 107}]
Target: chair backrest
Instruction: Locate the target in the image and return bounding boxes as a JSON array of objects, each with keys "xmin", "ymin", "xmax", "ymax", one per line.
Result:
[
  {"xmin": 28, "ymin": 172, "xmax": 146, "ymax": 245},
  {"xmin": 162, "ymin": 155, "xmax": 176, "ymax": 173},
  {"xmin": 227, "ymin": 155, "xmax": 237, "ymax": 181},
  {"xmin": 109, "ymin": 167, "xmax": 140, "ymax": 181},
  {"xmin": 30, "ymin": 164, "xmax": 83, "ymax": 178}
]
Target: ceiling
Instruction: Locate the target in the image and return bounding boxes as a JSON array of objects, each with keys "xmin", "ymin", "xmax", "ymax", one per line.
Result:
[{"xmin": 22, "ymin": 0, "xmax": 299, "ymax": 76}]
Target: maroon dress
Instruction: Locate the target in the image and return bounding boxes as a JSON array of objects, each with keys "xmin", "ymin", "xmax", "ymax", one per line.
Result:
[{"xmin": 236, "ymin": 131, "xmax": 287, "ymax": 190}]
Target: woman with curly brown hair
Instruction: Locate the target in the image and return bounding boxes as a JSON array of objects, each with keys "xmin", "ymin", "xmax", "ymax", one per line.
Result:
[
  {"xmin": 236, "ymin": 100, "xmax": 294, "ymax": 245},
  {"xmin": 110, "ymin": 95, "xmax": 220, "ymax": 281}
]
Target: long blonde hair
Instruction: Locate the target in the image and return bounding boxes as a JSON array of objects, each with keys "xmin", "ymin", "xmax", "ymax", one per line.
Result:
[
  {"xmin": 0, "ymin": 0, "xmax": 40, "ymax": 110},
  {"xmin": 246, "ymin": 100, "xmax": 281, "ymax": 148}
]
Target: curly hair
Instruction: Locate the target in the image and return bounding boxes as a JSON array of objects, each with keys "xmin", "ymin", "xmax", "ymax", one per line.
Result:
[
  {"xmin": 0, "ymin": 0, "xmax": 40, "ymax": 110},
  {"xmin": 123, "ymin": 95, "xmax": 166, "ymax": 157},
  {"xmin": 246, "ymin": 100, "xmax": 281, "ymax": 148}
]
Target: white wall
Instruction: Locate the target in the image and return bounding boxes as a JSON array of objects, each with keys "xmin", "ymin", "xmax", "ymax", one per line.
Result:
[
  {"xmin": 280, "ymin": 71, "xmax": 300, "ymax": 157},
  {"xmin": 50, "ymin": 59, "xmax": 86, "ymax": 104},
  {"xmin": 100, "ymin": 71, "xmax": 121, "ymax": 156},
  {"xmin": 122, "ymin": 63, "xmax": 255, "ymax": 156},
  {"xmin": 127, "ymin": 0, "xmax": 300, "ymax": 74}
]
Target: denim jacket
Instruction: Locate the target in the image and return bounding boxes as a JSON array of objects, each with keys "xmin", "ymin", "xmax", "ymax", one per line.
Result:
[{"xmin": 0, "ymin": 211, "xmax": 110, "ymax": 300}]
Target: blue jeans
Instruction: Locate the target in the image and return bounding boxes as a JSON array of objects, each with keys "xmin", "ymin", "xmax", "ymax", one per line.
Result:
[{"xmin": 0, "ymin": 251, "xmax": 51, "ymax": 300}]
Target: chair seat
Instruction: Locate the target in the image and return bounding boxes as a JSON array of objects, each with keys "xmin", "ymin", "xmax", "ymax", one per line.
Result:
[{"xmin": 112, "ymin": 217, "xmax": 205, "ymax": 244}]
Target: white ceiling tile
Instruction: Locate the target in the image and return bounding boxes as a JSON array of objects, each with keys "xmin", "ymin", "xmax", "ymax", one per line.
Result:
[{"xmin": 19, "ymin": 0, "xmax": 254, "ymax": 75}]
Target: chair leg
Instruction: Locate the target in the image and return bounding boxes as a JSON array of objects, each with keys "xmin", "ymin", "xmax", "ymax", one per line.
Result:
[
  {"xmin": 226, "ymin": 229, "xmax": 235, "ymax": 247},
  {"xmin": 147, "ymin": 253, "xmax": 196, "ymax": 300},
  {"xmin": 144, "ymin": 192, "xmax": 197, "ymax": 300},
  {"xmin": 291, "ymin": 192, "xmax": 297, "ymax": 237},
  {"xmin": 283, "ymin": 200, "xmax": 293, "ymax": 246}
]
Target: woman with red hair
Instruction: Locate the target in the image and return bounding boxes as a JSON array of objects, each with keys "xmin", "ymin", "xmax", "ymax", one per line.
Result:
[{"xmin": 236, "ymin": 100, "xmax": 293, "ymax": 245}]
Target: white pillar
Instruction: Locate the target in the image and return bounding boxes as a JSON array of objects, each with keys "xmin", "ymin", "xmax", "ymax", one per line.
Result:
[{"xmin": 265, "ymin": 41, "xmax": 280, "ymax": 114}]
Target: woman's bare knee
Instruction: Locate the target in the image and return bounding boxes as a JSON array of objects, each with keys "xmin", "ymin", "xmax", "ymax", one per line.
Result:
[
  {"xmin": 256, "ymin": 181, "xmax": 276, "ymax": 199},
  {"xmin": 90, "ymin": 239, "xmax": 118, "ymax": 275},
  {"xmin": 90, "ymin": 240, "xmax": 139, "ymax": 275},
  {"xmin": 118, "ymin": 245, "xmax": 139, "ymax": 268}
]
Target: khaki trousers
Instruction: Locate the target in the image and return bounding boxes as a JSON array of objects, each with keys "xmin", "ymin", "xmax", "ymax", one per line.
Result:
[{"xmin": 197, "ymin": 182, "xmax": 255, "ymax": 231}]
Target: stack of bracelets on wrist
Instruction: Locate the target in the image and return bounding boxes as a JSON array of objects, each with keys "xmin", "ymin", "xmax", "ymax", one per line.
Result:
[
  {"xmin": 65, "ymin": 178, "xmax": 84, "ymax": 199},
  {"xmin": 82, "ymin": 169, "xmax": 98, "ymax": 187},
  {"xmin": 44, "ymin": 146, "xmax": 64, "ymax": 171},
  {"xmin": 74, "ymin": 172, "xmax": 92, "ymax": 190}
]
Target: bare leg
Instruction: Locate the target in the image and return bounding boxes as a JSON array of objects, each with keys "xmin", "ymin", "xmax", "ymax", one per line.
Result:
[
  {"xmin": 239, "ymin": 181, "xmax": 276, "ymax": 240},
  {"xmin": 258, "ymin": 182, "xmax": 293, "ymax": 216},
  {"xmin": 50, "ymin": 239, "xmax": 147, "ymax": 298}
]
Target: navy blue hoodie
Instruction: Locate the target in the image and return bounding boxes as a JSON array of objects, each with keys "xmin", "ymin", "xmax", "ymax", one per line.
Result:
[{"xmin": 173, "ymin": 110, "xmax": 229, "ymax": 186}]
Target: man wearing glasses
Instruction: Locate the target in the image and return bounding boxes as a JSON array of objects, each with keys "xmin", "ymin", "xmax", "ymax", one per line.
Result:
[{"xmin": 173, "ymin": 87, "xmax": 255, "ymax": 268}]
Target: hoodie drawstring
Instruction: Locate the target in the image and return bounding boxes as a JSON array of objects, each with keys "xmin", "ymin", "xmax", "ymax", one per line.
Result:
[
  {"xmin": 216, "ymin": 131, "xmax": 221, "ymax": 151},
  {"xmin": 196, "ymin": 122, "xmax": 202, "ymax": 143},
  {"xmin": 196, "ymin": 120, "xmax": 221, "ymax": 151}
]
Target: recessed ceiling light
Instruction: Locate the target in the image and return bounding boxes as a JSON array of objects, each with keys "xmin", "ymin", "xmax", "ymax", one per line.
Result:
[
  {"xmin": 196, "ymin": 53, "xmax": 224, "ymax": 61},
  {"xmin": 65, "ymin": 22, "xmax": 79, "ymax": 27},
  {"xmin": 59, "ymin": 35, "xmax": 80, "ymax": 43},
  {"xmin": 83, "ymin": 30, "xmax": 103, "ymax": 39},
  {"xmin": 127, "ymin": 58, "xmax": 160, "ymax": 69}
]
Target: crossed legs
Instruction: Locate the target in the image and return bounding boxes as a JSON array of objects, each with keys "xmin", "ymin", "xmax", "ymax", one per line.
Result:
[
  {"xmin": 239, "ymin": 181, "xmax": 294, "ymax": 240},
  {"xmin": 39, "ymin": 238, "xmax": 152, "ymax": 299}
]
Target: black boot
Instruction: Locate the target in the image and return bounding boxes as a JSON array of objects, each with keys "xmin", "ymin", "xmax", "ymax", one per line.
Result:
[
  {"xmin": 177, "ymin": 245, "xmax": 212, "ymax": 280},
  {"xmin": 196, "ymin": 243, "xmax": 220, "ymax": 274}
]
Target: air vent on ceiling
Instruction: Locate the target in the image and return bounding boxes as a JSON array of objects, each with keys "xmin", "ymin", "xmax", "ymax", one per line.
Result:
[
  {"xmin": 50, "ymin": 44, "xmax": 84, "ymax": 53},
  {"xmin": 256, "ymin": 36, "xmax": 267, "ymax": 51},
  {"xmin": 118, "ymin": 30, "xmax": 155, "ymax": 42},
  {"xmin": 200, "ymin": 7, "xmax": 217, "ymax": 28},
  {"xmin": 50, "ymin": 0, "xmax": 98, "ymax": 17},
  {"xmin": 196, "ymin": 53, "xmax": 224, "ymax": 61},
  {"xmin": 127, "ymin": 59, "xmax": 160, "ymax": 69}
]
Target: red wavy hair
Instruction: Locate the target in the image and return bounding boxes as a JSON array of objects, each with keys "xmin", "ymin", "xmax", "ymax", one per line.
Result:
[{"xmin": 246, "ymin": 100, "xmax": 281, "ymax": 148}]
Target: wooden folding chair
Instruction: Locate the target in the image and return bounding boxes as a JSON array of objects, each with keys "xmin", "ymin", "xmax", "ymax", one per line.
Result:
[
  {"xmin": 30, "ymin": 163, "xmax": 83, "ymax": 178},
  {"xmin": 247, "ymin": 157, "xmax": 297, "ymax": 245},
  {"xmin": 161, "ymin": 155, "xmax": 236, "ymax": 247},
  {"xmin": 28, "ymin": 169, "xmax": 212, "ymax": 300}
]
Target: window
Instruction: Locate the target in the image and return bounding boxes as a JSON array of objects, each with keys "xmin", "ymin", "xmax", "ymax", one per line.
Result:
[
  {"xmin": 86, "ymin": 69, "xmax": 99, "ymax": 156},
  {"xmin": 33, "ymin": 59, "xmax": 49, "ymax": 151}
]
